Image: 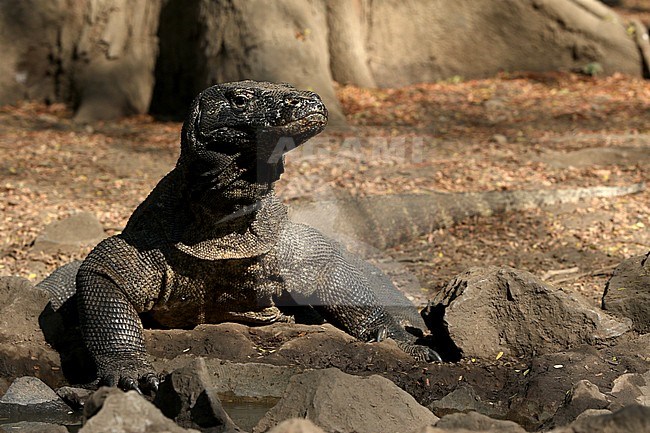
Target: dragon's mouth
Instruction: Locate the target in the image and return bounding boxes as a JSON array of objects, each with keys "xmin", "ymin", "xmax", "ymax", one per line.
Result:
[{"xmin": 274, "ymin": 111, "xmax": 328, "ymax": 134}]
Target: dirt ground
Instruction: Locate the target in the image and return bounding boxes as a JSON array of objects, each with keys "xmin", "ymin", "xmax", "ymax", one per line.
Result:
[{"xmin": 1, "ymin": 71, "xmax": 648, "ymax": 311}]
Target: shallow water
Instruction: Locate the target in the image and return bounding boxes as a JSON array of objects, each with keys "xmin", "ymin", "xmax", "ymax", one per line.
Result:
[
  {"xmin": 219, "ymin": 393, "xmax": 281, "ymax": 431},
  {"xmin": 0, "ymin": 394, "xmax": 278, "ymax": 432}
]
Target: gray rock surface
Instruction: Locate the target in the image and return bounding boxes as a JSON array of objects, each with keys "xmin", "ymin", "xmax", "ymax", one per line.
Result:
[
  {"xmin": 0, "ymin": 277, "xmax": 66, "ymax": 388},
  {"xmin": 80, "ymin": 389, "xmax": 199, "ymax": 433},
  {"xmin": 0, "ymin": 376, "xmax": 75, "ymax": 424},
  {"xmin": 430, "ymin": 267, "xmax": 631, "ymax": 359},
  {"xmin": 253, "ymin": 368, "xmax": 438, "ymax": 433},
  {"xmin": 434, "ymin": 411, "xmax": 526, "ymax": 433},
  {"xmin": 548, "ymin": 404, "xmax": 650, "ymax": 433},
  {"xmin": 208, "ymin": 361, "xmax": 299, "ymax": 399},
  {"xmin": 151, "ymin": 354, "xmax": 301, "ymax": 404},
  {"xmin": 266, "ymin": 419, "xmax": 326, "ymax": 433},
  {"xmin": 0, "ymin": 421, "xmax": 68, "ymax": 433},
  {"xmin": 608, "ymin": 371, "xmax": 650, "ymax": 410},
  {"xmin": 574, "ymin": 408, "xmax": 613, "ymax": 422},
  {"xmin": 153, "ymin": 358, "xmax": 241, "ymax": 433},
  {"xmin": 32, "ymin": 212, "xmax": 105, "ymax": 254},
  {"xmin": 602, "ymin": 252, "xmax": 650, "ymax": 333},
  {"xmin": 544, "ymin": 380, "xmax": 610, "ymax": 429},
  {"xmin": 56, "ymin": 386, "xmax": 93, "ymax": 411}
]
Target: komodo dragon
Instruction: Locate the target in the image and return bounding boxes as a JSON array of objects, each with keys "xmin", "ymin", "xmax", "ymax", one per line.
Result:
[{"xmin": 38, "ymin": 81, "xmax": 440, "ymax": 392}]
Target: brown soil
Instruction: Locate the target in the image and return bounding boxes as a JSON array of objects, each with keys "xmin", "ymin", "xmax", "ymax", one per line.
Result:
[{"xmin": 2, "ymin": 72, "xmax": 648, "ymax": 307}]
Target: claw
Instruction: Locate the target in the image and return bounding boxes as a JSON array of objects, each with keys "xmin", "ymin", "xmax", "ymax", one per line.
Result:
[
  {"xmin": 427, "ymin": 348, "xmax": 443, "ymax": 363},
  {"xmin": 142, "ymin": 374, "xmax": 160, "ymax": 393},
  {"xmin": 120, "ymin": 377, "xmax": 142, "ymax": 394},
  {"xmin": 368, "ymin": 326, "xmax": 389, "ymax": 343}
]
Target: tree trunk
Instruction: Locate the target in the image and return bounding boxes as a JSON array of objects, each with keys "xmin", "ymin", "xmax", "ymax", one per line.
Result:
[{"xmin": 0, "ymin": 0, "xmax": 644, "ymax": 121}]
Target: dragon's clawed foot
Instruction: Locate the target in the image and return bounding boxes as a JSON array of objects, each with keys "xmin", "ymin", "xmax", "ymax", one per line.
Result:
[
  {"xmin": 96, "ymin": 354, "xmax": 160, "ymax": 394},
  {"xmin": 398, "ymin": 341, "xmax": 443, "ymax": 363}
]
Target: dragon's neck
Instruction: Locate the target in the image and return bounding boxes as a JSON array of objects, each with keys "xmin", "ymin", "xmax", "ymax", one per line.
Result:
[{"xmin": 178, "ymin": 157, "xmax": 280, "ymax": 233}]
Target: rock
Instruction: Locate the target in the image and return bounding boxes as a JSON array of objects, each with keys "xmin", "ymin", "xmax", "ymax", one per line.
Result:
[
  {"xmin": 428, "ymin": 384, "xmax": 505, "ymax": 418},
  {"xmin": 80, "ymin": 388, "xmax": 199, "ymax": 433},
  {"xmin": 407, "ymin": 428, "xmax": 450, "ymax": 433},
  {"xmin": 544, "ymin": 380, "xmax": 610, "ymax": 428},
  {"xmin": 153, "ymin": 358, "xmax": 241, "ymax": 433},
  {"xmin": 363, "ymin": 0, "xmax": 641, "ymax": 85},
  {"xmin": 0, "ymin": 277, "xmax": 65, "ymax": 388},
  {"xmin": 208, "ymin": 360, "xmax": 298, "ymax": 399},
  {"xmin": 267, "ymin": 419, "xmax": 326, "ymax": 433},
  {"xmin": 506, "ymin": 348, "xmax": 623, "ymax": 430},
  {"xmin": 253, "ymin": 368, "xmax": 438, "ymax": 433},
  {"xmin": 608, "ymin": 333, "xmax": 650, "ymax": 365},
  {"xmin": 32, "ymin": 212, "xmax": 106, "ymax": 254},
  {"xmin": 0, "ymin": 377, "xmax": 9, "ymax": 397},
  {"xmin": 608, "ymin": 371, "xmax": 650, "ymax": 410},
  {"xmin": 0, "ymin": 275, "xmax": 92, "ymax": 389},
  {"xmin": 548, "ymin": 404, "xmax": 650, "ymax": 433},
  {"xmin": 574, "ymin": 408, "xmax": 612, "ymax": 422},
  {"xmin": 434, "ymin": 411, "xmax": 526, "ymax": 433},
  {"xmin": 146, "ymin": 322, "xmax": 260, "ymax": 361},
  {"xmin": 147, "ymin": 322, "xmax": 415, "ymax": 375},
  {"xmin": 150, "ymin": 356, "xmax": 299, "ymax": 430},
  {"xmin": 429, "ymin": 267, "xmax": 631, "ymax": 360},
  {"xmin": 0, "ymin": 376, "xmax": 75, "ymax": 424},
  {"xmin": 56, "ymin": 386, "xmax": 94, "ymax": 411},
  {"xmin": 153, "ymin": 354, "xmax": 300, "ymax": 400},
  {"xmin": 82, "ymin": 387, "xmax": 123, "ymax": 423},
  {"xmin": 602, "ymin": 252, "xmax": 650, "ymax": 333},
  {"xmin": 0, "ymin": 421, "xmax": 68, "ymax": 433}
]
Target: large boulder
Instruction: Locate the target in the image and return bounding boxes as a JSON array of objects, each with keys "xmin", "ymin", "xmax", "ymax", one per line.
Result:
[
  {"xmin": 548, "ymin": 405, "xmax": 650, "ymax": 433},
  {"xmin": 0, "ymin": 422, "xmax": 68, "ymax": 433},
  {"xmin": 153, "ymin": 358, "xmax": 242, "ymax": 433},
  {"xmin": 433, "ymin": 411, "xmax": 526, "ymax": 433},
  {"xmin": 429, "ymin": 267, "xmax": 632, "ymax": 360},
  {"xmin": 602, "ymin": 252, "xmax": 650, "ymax": 333},
  {"xmin": 32, "ymin": 212, "xmax": 106, "ymax": 254},
  {"xmin": 0, "ymin": 376, "xmax": 76, "ymax": 425},
  {"xmin": 0, "ymin": 277, "xmax": 66, "ymax": 388},
  {"xmin": 253, "ymin": 368, "xmax": 439, "ymax": 433},
  {"xmin": 81, "ymin": 388, "xmax": 199, "ymax": 433}
]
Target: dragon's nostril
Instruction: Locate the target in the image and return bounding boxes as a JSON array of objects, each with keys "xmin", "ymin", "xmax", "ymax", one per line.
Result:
[{"xmin": 286, "ymin": 97, "xmax": 302, "ymax": 107}]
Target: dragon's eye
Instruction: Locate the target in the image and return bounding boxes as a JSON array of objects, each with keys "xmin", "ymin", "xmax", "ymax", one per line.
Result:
[{"xmin": 231, "ymin": 94, "xmax": 250, "ymax": 108}]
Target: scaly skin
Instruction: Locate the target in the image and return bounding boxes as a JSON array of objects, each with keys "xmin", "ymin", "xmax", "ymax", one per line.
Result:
[{"xmin": 40, "ymin": 81, "xmax": 440, "ymax": 392}]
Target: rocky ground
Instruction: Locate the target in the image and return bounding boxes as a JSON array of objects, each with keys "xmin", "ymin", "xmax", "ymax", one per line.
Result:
[{"xmin": 0, "ymin": 70, "xmax": 649, "ymax": 432}]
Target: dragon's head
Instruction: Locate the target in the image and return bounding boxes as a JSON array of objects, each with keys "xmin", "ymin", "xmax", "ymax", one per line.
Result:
[
  {"xmin": 181, "ymin": 80, "xmax": 327, "ymax": 165},
  {"xmin": 178, "ymin": 81, "xmax": 327, "ymax": 202}
]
